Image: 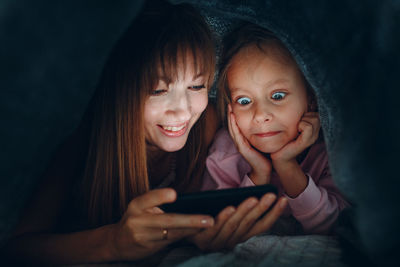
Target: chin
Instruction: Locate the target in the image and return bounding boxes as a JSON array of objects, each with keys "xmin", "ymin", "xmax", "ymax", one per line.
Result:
[
  {"xmin": 252, "ymin": 142, "xmax": 284, "ymax": 154},
  {"xmin": 160, "ymin": 139, "xmax": 187, "ymax": 152}
]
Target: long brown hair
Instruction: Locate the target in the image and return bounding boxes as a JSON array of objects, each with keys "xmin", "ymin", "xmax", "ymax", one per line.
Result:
[
  {"xmin": 217, "ymin": 22, "xmax": 316, "ymax": 125},
  {"xmin": 83, "ymin": 1, "xmax": 215, "ymax": 226}
]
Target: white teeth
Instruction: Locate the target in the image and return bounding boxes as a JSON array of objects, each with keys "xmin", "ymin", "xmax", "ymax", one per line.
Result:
[{"xmin": 163, "ymin": 125, "xmax": 185, "ymax": 131}]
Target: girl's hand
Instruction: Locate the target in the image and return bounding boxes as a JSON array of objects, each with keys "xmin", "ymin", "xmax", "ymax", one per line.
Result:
[
  {"xmin": 109, "ymin": 188, "xmax": 214, "ymax": 261},
  {"xmin": 228, "ymin": 104, "xmax": 272, "ymax": 185},
  {"xmin": 188, "ymin": 193, "xmax": 287, "ymax": 251},
  {"xmin": 271, "ymin": 112, "xmax": 320, "ymax": 163}
]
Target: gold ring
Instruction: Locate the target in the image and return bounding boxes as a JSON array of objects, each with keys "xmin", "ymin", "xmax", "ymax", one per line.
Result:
[{"xmin": 162, "ymin": 229, "xmax": 168, "ymax": 240}]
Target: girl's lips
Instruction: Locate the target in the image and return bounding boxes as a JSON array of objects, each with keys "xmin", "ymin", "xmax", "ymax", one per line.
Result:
[
  {"xmin": 254, "ymin": 131, "xmax": 281, "ymax": 137},
  {"xmin": 158, "ymin": 123, "xmax": 188, "ymax": 137}
]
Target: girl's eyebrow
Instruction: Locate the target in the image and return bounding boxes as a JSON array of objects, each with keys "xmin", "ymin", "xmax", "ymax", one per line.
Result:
[
  {"xmin": 230, "ymin": 78, "xmax": 290, "ymax": 94},
  {"xmin": 264, "ymin": 78, "xmax": 289, "ymax": 87}
]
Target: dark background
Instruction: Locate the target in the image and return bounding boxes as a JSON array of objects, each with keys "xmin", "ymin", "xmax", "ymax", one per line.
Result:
[
  {"xmin": 1, "ymin": 0, "xmax": 400, "ymax": 266},
  {"xmin": 0, "ymin": 0, "xmax": 144, "ymax": 242}
]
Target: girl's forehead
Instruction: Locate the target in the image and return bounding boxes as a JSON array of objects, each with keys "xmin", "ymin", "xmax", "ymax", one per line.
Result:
[{"xmin": 232, "ymin": 43, "xmax": 294, "ymax": 68}]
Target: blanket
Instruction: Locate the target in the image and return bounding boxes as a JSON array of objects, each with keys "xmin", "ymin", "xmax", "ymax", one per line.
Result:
[
  {"xmin": 1, "ymin": 0, "xmax": 399, "ymax": 266},
  {"xmin": 173, "ymin": 1, "xmax": 400, "ymax": 266}
]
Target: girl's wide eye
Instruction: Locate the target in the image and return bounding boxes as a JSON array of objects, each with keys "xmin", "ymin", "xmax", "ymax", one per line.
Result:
[
  {"xmin": 271, "ymin": 92, "xmax": 287, "ymax": 100},
  {"xmin": 236, "ymin": 97, "xmax": 252, "ymax": 105}
]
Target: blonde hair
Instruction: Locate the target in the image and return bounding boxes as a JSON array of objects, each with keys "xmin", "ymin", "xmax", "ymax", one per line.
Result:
[
  {"xmin": 83, "ymin": 2, "xmax": 215, "ymax": 226},
  {"xmin": 217, "ymin": 22, "xmax": 315, "ymax": 125}
]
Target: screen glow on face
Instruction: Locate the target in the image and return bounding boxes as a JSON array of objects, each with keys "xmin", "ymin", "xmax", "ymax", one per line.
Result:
[{"xmin": 144, "ymin": 57, "xmax": 208, "ymax": 153}]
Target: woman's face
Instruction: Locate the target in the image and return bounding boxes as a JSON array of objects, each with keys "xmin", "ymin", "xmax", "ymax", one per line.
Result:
[{"xmin": 144, "ymin": 56, "xmax": 209, "ymax": 152}]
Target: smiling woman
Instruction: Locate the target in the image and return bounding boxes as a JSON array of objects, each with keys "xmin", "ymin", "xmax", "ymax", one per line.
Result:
[
  {"xmin": 3, "ymin": 0, "xmax": 290, "ymax": 263},
  {"xmin": 3, "ymin": 0, "xmax": 219, "ymax": 264},
  {"xmin": 81, "ymin": 1, "xmax": 217, "ymax": 229}
]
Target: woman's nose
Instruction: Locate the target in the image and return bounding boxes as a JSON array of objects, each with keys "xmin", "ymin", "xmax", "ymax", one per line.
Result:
[{"xmin": 167, "ymin": 91, "xmax": 191, "ymax": 121}]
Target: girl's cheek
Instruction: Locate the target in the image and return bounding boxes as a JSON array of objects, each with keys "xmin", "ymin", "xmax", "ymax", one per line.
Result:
[{"xmin": 234, "ymin": 112, "xmax": 247, "ymax": 130}]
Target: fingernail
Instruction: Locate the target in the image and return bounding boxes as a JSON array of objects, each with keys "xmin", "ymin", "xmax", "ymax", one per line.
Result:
[
  {"xmin": 166, "ymin": 189, "xmax": 176, "ymax": 200},
  {"xmin": 262, "ymin": 194, "xmax": 276, "ymax": 206},
  {"xmin": 247, "ymin": 198, "xmax": 258, "ymax": 208},
  {"xmin": 227, "ymin": 206, "xmax": 236, "ymax": 214},
  {"xmin": 201, "ymin": 218, "xmax": 214, "ymax": 226}
]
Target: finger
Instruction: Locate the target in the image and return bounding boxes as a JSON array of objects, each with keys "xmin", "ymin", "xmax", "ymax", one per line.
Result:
[
  {"xmin": 242, "ymin": 197, "xmax": 287, "ymax": 241},
  {"xmin": 226, "ymin": 193, "xmax": 276, "ymax": 247},
  {"xmin": 133, "ymin": 213, "xmax": 214, "ymax": 229},
  {"xmin": 229, "ymin": 112, "xmax": 251, "ymax": 153},
  {"xmin": 147, "ymin": 227, "xmax": 202, "ymax": 242},
  {"xmin": 298, "ymin": 121, "xmax": 319, "ymax": 146},
  {"xmin": 211, "ymin": 197, "xmax": 258, "ymax": 249},
  {"xmin": 301, "ymin": 115, "xmax": 320, "ymax": 130},
  {"xmin": 227, "ymin": 106, "xmax": 246, "ymax": 146},
  {"xmin": 132, "ymin": 228, "xmax": 202, "ymax": 253},
  {"xmin": 301, "ymin": 113, "xmax": 320, "ymax": 131},
  {"xmin": 191, "ymin": 206, "xmax": 236, "ymax": 249},
  {"xmin": 227, "ymin": 108, "xmax": 237, "ymax": 143},
  {"xmin": 298, "ymin": 121, "xmax": 313, "ymax": 138},
  {"xmin": 145, "ymin": 207, "xmax": 164, "ymax": 214},
  {"xmin": 127, "ymin": 188, "xmax": 177, "ymax": 215}
]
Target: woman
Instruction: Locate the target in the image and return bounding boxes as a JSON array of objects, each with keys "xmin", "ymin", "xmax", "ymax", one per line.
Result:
[{"xmin": 3, "ymin": 1, "xmax": 286, "ymax": 264}]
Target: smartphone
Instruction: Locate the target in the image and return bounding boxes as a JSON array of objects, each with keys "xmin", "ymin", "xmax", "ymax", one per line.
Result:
[{"xmin": 160, "ymin": 184, "xmax": 278, "ymax": 217}]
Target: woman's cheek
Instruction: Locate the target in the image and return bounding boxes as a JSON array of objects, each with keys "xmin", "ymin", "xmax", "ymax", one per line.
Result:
[{"xmin": 192, "ymin": 91, "xmax": 209, "ymax": 114}]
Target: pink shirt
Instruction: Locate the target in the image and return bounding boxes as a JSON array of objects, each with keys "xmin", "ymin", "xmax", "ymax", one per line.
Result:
[{"xmin": 202, "ymin": 129, "xmax": 350, "ymax": 234}]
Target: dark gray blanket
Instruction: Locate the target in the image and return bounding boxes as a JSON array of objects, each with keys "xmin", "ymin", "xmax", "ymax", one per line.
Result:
[{"xmin": 1, "ymin": 0, "xmax": 399, "ymax": 266}]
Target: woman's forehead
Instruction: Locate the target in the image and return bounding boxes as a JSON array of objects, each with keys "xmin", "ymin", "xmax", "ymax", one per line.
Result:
[{"xmin": 156, "ymin": 52, "xmax": 209, "ymax": 81}]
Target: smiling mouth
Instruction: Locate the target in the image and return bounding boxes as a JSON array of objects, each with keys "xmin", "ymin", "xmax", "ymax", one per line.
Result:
[
  {"xmin": 162, "ymin": 125, "xmax": 185, "ymax": 131},
  {"xmin": 158, "ymin": 123, "xmax": 188, "ymax": 137},
  {"xmin": 255, "ymin": 131, "xmax": 281, "ymax": 137}
]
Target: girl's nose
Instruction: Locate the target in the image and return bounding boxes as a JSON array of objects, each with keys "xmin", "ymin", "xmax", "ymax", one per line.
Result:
[{"xmin": 253, "ymin": 103, "xmax": 273, "ymax": 123}]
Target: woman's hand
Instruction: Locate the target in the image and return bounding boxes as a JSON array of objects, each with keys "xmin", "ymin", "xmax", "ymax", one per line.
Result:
[
  {"xmin": 188, "ymin": 193, "xmax": 287, "ymax": 251},
  {"xmin": 109, "ymin": 188, "xmax": 214, "ymax": 261},
  {"xmin": 228, "ymin": 104, "xmax": 272, "ymax": 185},
  {"xmin": 271, "ymin": 112, "xmax": 320, "ymax": 163}
]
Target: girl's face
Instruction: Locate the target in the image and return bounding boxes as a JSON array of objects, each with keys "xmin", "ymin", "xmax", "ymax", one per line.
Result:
[
  {"xmin": 144, "ymin": 56, "xmax": 208, "ymax": 152},
  {"xmin": 227, "ymin": 45, "xmax": 308, "ymax": 154}
]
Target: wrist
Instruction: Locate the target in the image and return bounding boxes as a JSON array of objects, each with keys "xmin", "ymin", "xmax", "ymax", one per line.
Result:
[
  {"xmin": 271, "ymin": 158, "xmax": 297, "ymax": 172},
  {"xmin": 273, "ymin": 161, "xmax": 307, "ymax": 198},
  {"xmin": 249, "ymin": 171, "xmax": 270, "ymax": 185},
  {"xmin": 101, "ymin": 223, "xmax": 121, "ymax": 262}
]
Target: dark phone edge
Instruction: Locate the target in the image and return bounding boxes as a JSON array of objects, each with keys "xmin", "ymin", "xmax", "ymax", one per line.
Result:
[{"xmin": 177, "ymin": 184, "xmax": 278, "ymax": 200}]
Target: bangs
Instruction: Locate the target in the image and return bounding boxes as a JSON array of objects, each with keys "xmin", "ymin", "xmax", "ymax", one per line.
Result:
[
  {"xmin": 158, "ymin": 44, "xmax": 213, "ymax": 85},
  {"xmin": 143, "ymin": 4, "xmax": 215, "ymax": 94}
]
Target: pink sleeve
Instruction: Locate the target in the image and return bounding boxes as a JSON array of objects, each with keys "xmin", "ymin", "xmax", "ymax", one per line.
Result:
[
  {"xmin": 286, "ymin": 170, "xmax": 350, "ymax": 234},
  {"xmin": 201, "ymin": 129, "xmax": 252, "ymax": 191}
]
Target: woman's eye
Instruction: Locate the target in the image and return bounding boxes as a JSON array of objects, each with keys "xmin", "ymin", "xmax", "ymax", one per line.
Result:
[
  {"xmin": 189, "ymin": 84, "xmax": 205, "ymax": 90},
  {"xmin": 151, "ymin": 89, "xmax": 167, "ymax": 95},
  {"xmin": 236, "ymin": 97, "xmax": 252, "ymax": 105},
  {"xmin": 271, "ymin": 92, "xmax": 287, "ymax": 100}
]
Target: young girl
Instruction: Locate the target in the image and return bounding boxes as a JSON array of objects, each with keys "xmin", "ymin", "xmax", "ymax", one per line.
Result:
[
  {"xmin": 203, "ymin": 23, "xmax": 350, "ymax": 234},
  {"xmin": 3, "ymin": 3, "xmax": 286, "ymax": 264}
]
